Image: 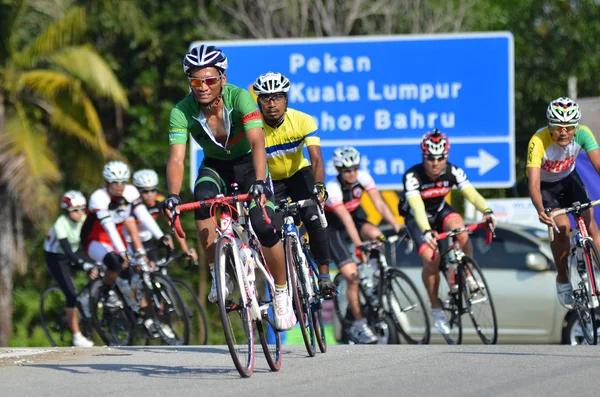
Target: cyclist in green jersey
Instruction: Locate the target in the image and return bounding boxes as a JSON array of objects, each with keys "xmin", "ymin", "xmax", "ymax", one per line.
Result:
[
  {"xmin": 165, "ymin": 45, "xmax": 296, "ymax": 331},
  {"xmin": 44, "ymin": 191, "xmax": 99, "ymax": 347}
]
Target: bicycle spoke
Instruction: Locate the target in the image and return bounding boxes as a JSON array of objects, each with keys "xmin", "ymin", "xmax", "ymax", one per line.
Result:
[
  {"xmin": 461, "ymin": 257, "xmax": 498, "ymax": 344},
  {"xmin": 438, "ymin": 269, "xmax": 462, "ymax": 345},
  {"xmin": 254, "ymin": 253, "xmax": 282, "ymax": 371}
]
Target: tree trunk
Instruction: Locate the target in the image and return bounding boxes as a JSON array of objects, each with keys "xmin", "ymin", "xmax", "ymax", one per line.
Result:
[{"xmin": 0, "ymin": 186, "xmax": 14, "ymax": 346}]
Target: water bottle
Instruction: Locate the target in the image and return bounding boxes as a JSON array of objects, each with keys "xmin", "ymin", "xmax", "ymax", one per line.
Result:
[
  {"xmin": 239, "ymin": 243, "xmax": 255, "ymax": 294},
  {"xmin": 79, "ymin": 290, "xmax": 92, "ymax": 318},
  {"xmin": 358, "ymin": 263, "xmax": 377, "ymax": 304},
  {"xmin": 446, "ymin": 260, "xmax": 459, "ymax": 293}
]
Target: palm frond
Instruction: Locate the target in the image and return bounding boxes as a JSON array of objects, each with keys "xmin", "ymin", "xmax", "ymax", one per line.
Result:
[
  {"xmin": 50, "ymin": 45, "xmax": 129, "ymax": 108},
  {"xmin": 17, "ymin": 69, "xmax": 75, "ymax": 99},
  {"xmin": 12, "ymin": 7, "xmax": 86, "ymax": 68},
  {"xmin": 0, "ymin": 103, "xmax": 61, "ymax": 219}
]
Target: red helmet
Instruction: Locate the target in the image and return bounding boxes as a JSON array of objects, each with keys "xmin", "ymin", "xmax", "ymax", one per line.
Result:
[{"xmin": 421, "ymin": 129, "xmax": 450, "ymax": 157}]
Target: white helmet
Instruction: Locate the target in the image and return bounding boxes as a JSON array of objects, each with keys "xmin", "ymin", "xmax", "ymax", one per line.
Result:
[
  {"xmin": 102, "ymin": 161, "xmax": 130, "ymax": 183},
  {"xmin": 253, "ymin": 72, "xmax": 291, "ymax": 95},
  {"xmin": 183, "ymin": 44, "xmax": 228, "ymax": 74},
  {"xmin": 333, "ymin": 147, "xmax": 361, "ymax": 168},
  {"xmin": 133, "ymin": 169, "xmax": 159, "ymax": 188},
  {"xmin": 546, "ymin": 97, "xmax": 581, "ymax": 124},
  {"xmin": 60, "ymin": 190, "xmax": 86, "ymax": 209}
]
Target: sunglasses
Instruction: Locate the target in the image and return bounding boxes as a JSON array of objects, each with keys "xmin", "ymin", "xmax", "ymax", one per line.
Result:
[
  {"xmin": 257, "ymin": 93, "xmax": 286, "ymax": 104},
  {"xmin": 549, "ymin": 123, "xmax": 578, "ymax": 132},
  {"xmin": 188, "ymin": 75, "xmax": 222, "ymax": 87},
  {"xmin": 109, "ymin": 181, "xmax": 126, "ymax": 185},
  {"xmin": 425, "ymin": 155, "xmax": 447, "ymax": 162},
  {"xmin": 341, "ymin": 167, "xmax": 358, "ymax": 174},
  {"xmin": 68, "ymin": 207, "xmax": 86, "ymax": 213},
  {"xmin": 140, "ymin": 188, "xmax": 158, "ymax": 194}
]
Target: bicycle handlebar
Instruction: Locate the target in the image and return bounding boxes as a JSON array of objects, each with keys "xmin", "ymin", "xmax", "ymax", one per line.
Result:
[
  {"xmin": 274, "ymin": 195, "xmax": 328, "ymax": 228},
  {"xmin": 547, "ymin": 199, "xmax": 600, "ymax": 241},
  {"xmin": 435, "ymin": 221, "xmax": 494, "ymax": 245},
  {"xmin": 172, "ymin": 193, "xmax": 270, "ymax": 238}
]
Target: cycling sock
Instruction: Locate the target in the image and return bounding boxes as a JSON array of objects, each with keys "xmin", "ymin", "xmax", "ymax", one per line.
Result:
[
  {"xmin": 318, "ymin": 274, "xmax": 331, "ymax": 279},
  {"xmin": 275, "ymin": 283, "xmax": 287, "ymax": 292}
]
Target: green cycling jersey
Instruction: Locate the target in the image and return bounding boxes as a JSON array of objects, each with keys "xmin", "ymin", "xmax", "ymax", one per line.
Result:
[{"xmin": 169, "ymin": 84, "xmax": 263, "ymax": 161}]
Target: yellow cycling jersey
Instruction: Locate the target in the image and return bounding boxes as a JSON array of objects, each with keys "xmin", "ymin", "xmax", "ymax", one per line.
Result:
[
  {"xmin": 263, "ymin": 108, "xmax": 320, "ymax": 180},
  {"xmin": 527, "ymin": 125, "xmax": 598, "ymax": 183}
]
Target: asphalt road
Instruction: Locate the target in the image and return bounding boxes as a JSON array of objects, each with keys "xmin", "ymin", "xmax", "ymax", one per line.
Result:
[{"xmin": 3, "ymin": 345, "xmax": 600, "ymax": 397}]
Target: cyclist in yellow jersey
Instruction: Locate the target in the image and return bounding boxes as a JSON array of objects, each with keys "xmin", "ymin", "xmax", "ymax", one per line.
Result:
[
  {"xmin": 252, "ymin": 72, "xmax": 336, "ymax": 297},
  {"xmin": 527, "ymin": 97, "xmax": 600, "ymax": 309}
]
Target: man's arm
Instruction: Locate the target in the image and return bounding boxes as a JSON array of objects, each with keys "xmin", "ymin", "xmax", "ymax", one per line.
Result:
[
  {"xmin": 124, "ymin": 220, "xmax": 144, "ymax": 252},
  {"xmin": 246, "ymin": 127, "xmax": 267, "ymax": 181},
  {"xmin": 332, "ymin": 206, "xmax": 363, "ymax": 247},
  {"xmin": 307, "ymin": 145, "xmax": 325, "ymax": 184},
  {"xmin": 588, "ymin": 148, "xmax": 600, "ymax": 175},
  {"xmin": 527, "ymin": 166, "xmax": 553, "ymax": 226},
  {"xmin": 367, "ymin": 189, "xmax": 401, "ymax": 232},
  {"xmin": 167, "ymin": 144, "xmax": 187, "ymax": 195}
]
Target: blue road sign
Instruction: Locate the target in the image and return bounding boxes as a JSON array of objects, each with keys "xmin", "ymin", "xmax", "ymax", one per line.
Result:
[{"xmin": 189, "ymin": 33, "xmax": 514, "ymax": 190}]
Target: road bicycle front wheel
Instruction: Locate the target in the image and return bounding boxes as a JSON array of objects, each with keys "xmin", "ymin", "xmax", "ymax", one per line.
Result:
[
  {"xmin": 460, "ymin": 257, "xmax": 498, "ymax": 344},
  {"xmin": 90, "ymin": 280, "xmax": 136, "ymax": 346},
  {"xmin": 310, "ymin": 269, "xmax": 327, "ymax": 353},
  {"xmin": 148, "ymin": 273, "xmax": 190, "ymax": 345},
  {"xmin": 384, "ymin": 268, "xmax": 430, "ymax": 344},
  {"xmin": 254, "ymin": 251, "xmax": 282, "ymax": 372},
  {"xmin": 215, "ymin": 238, "xmax": 255, "ymax": 377},
  {"xmin": 438, "ymin": 266, "xmax": 462, "ymax": 345},
  {"xmin": 285, "ymin": 236, "xmax": 316, "ymax": 357},
  {"xmin": 171, "ymin": 279, "xmax": 208, "ymax": 345},
  {"xmin": 577, "ymin": 240, "xmax": 600, "ymax": 345}
]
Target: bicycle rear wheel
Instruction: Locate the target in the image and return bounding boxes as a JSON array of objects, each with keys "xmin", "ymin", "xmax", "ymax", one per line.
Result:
[
  {"xmin": 40, "ymin": 287, "xmax": 71, "ymax": 347},
  {"xmin": 90, "ymin": 280, "xmax": 136, "ymax": 346},
  {"xmin": 149, "ymin": 273, "xmax": 190, "ymax": 345},
  {"xmin": 215, "ymin": 238, "xmax": 255, "ymax": 377},
  {"xmin": 172, "ymin": 279, "xmax": 208, "ymax": 345},
  {"xmin": 384, "ymin": 268, "xmax": 430, "ymax": 344},
  {"xmin": 438, "ymin": 267, "xmax": 462, "ymax": 345},
  {"xmin": 254, "ymin": 251, "xmax": 282, "ymax": 371},
  {"xmin": 460, "ymin": 257, "xmax": 498, "ymax": 344},
  {"xmin": 285, "ymin": 236, "xmax": 315, "ymax": 357}
]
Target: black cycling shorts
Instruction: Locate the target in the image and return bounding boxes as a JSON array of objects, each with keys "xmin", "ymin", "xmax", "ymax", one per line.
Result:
[
  {"xmin": 541, "ymin": 170, "xmax": 590, "ymax": 210},
  {"xmin": 327, "ymin": 212, "xmax": 375, "ymax": 268},
  {"xmin": 403, "ymin": 203, "xmax": 461, "ymax": 255}
]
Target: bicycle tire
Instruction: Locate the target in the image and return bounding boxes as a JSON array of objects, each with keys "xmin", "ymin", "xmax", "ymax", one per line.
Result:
[
  {"xmin": 40, "ymin": 287, "xmax": 70, "ymax": 347},
  {"xmin": 577, "ymin": 240, "xmax": 600, "ymax": 345},
  {"xmin": 438, "ymin": 265, "xmax": 462, "ymax": 345},
  {"xmin": 460, "ymin": 256, "xmax": 498, "ymax": 344},
  {"xmin": 90, "ymin": 280, "xmax": 136, "ymax": 346},
  {"xmin": 312, "ymin": 301, "xmax": 327, "ymax": 352},
  {"xmin": 215, "ymin": 237, "xmax": 255, "ymax": 377},
  {"xmin": 171, "ymin": 279, "xmax": 208, "ymax": 345},
  {"xmin": 285, "ymin": 236, "xmax": 315, "ymax": 357},
  {"xmin": 384, "ymin": 268, "xmax": 430, "ymax": 344},
  {"xmin": 254, "ymin": 250, "xmax": 282, "ymax": 372},
  {"xmin": 149, "ymin": 273, "xmax": 190, "ymax": 345}
]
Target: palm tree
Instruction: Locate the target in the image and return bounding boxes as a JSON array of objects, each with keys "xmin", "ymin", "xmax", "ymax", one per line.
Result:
[{"xmin": 0, "ymin": 1, "xmax": 128, "ymax": 346}]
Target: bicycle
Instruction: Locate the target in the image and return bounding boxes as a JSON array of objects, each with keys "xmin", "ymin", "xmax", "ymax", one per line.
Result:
[
  {"xmin": 154, "ymin": 250, "xmax": 209, "ymax": 345},
  {"xmin": 119, "ymin": 254, "xmax": 191, "ymax": 346},
  {"xmin": 548, "ymin": 199, "xmax": 600, "ymax": 345},
  {"xmin": 174, "ymin": 187, "xmax": 282, "ymax": 378},
  {"xmin": 275, "ymin": 194, "xmax": 330, "ymax": 357},
  {"xmin": 40, "ymin": 264, "xmax": 103, "ymax": 347},
  {"xmin": 334, "ymin": 233, "xmax": 431, "ymax": 345},
  {"xmin": 435, "ymin": 220, "xmax": 498, "ymax": 345}
]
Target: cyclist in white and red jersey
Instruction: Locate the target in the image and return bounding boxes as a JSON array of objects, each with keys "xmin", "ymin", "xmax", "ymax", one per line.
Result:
[
  {"xmin": 81, "ymin": 161, "xmax": 171, "ymax": 292},
  {"xmin": 325, "ymin": 146, "xmax": 402, "ymax": 344},
  {"xmin": 527, "ymin": 97, "xmax": 600, "ymax": 309},
  {"xmin": 399, "ymin": 129, "xmax": 496, "ymax": 336}
]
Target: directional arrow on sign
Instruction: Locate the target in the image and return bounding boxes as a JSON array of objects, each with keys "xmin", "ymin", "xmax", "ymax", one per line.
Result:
[{"xmin": 465, "ymin": 149, "xmax": 500, "ymax": 176}]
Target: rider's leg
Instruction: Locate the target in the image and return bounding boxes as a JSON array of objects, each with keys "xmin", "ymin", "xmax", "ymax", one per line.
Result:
[
  {"xmin": 551, "ymin": 213, "xmax": 571, "ymax": 283},
  {"xmin": 420, "ymin": 246, "xmax": 442, "ymax": 308},
  {"xmin": 359, "ymin": 222, "xmax": 383, "ymax": 241}
]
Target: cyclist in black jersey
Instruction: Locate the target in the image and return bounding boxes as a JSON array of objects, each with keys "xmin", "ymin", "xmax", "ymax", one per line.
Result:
[{"xmin": 399, "ymin": 129, "xmax": 496, "ymax": 336}]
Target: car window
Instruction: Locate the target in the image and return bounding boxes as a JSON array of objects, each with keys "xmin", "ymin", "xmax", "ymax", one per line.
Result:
[{"xmin": 390, "ymin": 227, "xmax": 544, "ymax": 271}]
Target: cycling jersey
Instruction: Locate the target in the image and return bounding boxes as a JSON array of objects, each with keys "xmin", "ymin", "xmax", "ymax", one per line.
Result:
[
  {"xmin": 81, "ymin": 185, "xmax": 142, "ymax": 253},
  {"xmin": 400, "ymin": 162, "xmax": 470, "ymax": 216},
  {"xmin": 263, "ymin": 108, "xmax": 320, "ymax": 180},
  {"xmin": 124, "ymin": 195, "xmax": 165, "ymax": 243},
  {"xmin": 44, "ymin": 214, "xmax": 86, "ymax": 254},
  {"xmin": 527, "ymin": 125, "xmax": 599, "ymax": 183},
  {"xmin": 168, "ymin": 84, "xmax": 263, "ymax": 161},
  {"xmin": 324, "ymin": 171, "xmax": 377, "ymax": 229}
]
